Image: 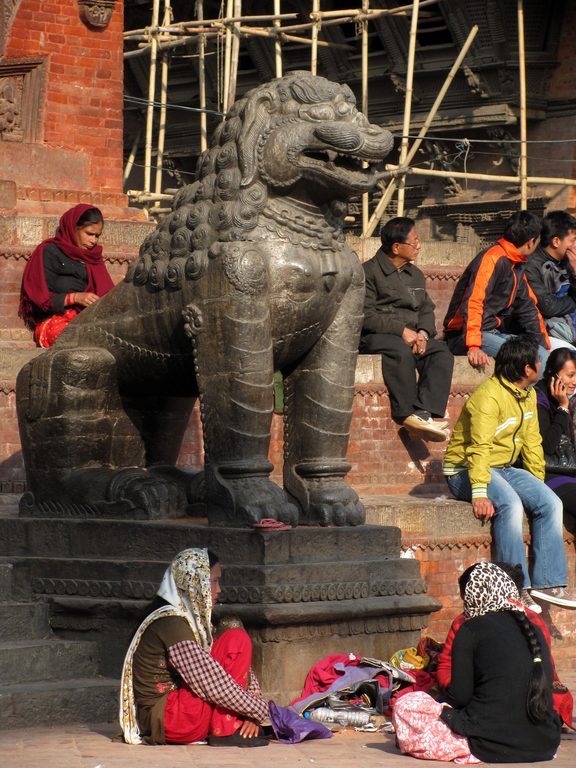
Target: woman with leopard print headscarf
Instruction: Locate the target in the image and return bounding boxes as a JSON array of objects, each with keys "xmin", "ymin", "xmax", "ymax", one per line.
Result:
[{"xmin": 392, "ymin": 562, "xmax": 561, "ymax": 763}]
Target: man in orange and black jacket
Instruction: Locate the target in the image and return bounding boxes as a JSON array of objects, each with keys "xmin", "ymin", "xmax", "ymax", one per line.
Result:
[{"xmin": 443, "ymin": 211, "xmax": 550, "ymax": 371}]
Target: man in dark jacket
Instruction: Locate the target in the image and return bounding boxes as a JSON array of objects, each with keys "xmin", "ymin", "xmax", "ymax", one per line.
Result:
[
  {"xmin": 524, "ymin": 210, "xmax": 576, "ymax": 350},
  {"xmin": 360, "ymin": 216, "xmax": 453, "ymax": 441},
  {"xmin": 443, "ymin": 210, "xmax": 549, "ymax": 370}
]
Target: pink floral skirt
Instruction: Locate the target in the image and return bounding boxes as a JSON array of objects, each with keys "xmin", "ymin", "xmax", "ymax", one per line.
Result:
[{"xmin": 392, "ymin": 692, "xmax": 481, "ymax": 764}]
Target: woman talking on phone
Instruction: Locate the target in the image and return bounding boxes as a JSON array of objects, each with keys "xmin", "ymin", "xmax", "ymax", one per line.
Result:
[{"xmin": 535, "ymin": 347, "xmax": 576, "ymax": 525}]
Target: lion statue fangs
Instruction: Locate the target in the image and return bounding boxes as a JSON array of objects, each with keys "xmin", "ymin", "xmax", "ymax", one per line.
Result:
[{"xmin": 16, "ymin": 72, "xmax": 395, "ymax": 528}]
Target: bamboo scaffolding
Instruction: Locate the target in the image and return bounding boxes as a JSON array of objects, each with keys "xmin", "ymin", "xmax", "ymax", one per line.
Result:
[
  {"xmin": 517, "ymin": 0, "xmax": 528, "ymax": 206},
  {"xmin": 123, "ymin": 129, "xmax": 141, "ymax": 184},
  {"xmin": 274, "ymin": 0, "xmax": 282, "ymax": 78},
  {"xmin": 197, "ymin": 0, "xmax": 207, "ymax": 153},
  {"xmin": 222, "ymin": 0, "xmax": 234, "ymax": 113},
  {"xmin": 226, "ymin": 0, "xmax": 241, "ymax": 110},
  {"xmin": 310, "ymin": 0, "xmax": 320, "ymax": 75},
  {"xmin": 384, "ymin": 165, "xmax": 576, "ymax": 187},
  {"xmin": 396, "ymin": 0, "xmax": 420, "ymax": 218},
  {"xmin": 361, "ymin": 1, "xmax": 370, "ymax": 243},
  {"xmin": 125, "ymin": 4, "xmax": 574, "ymax": 221},
  {"xmin": 154, "ymin": 0, "xmax": 171, "ymax": 202},
  {"xmin": 363, "ymin": 24, "xmax": 479, "ymax": 239},
  {"xmin": 144, "ymin": 0, "xmax": 161, "ymax": 194}
]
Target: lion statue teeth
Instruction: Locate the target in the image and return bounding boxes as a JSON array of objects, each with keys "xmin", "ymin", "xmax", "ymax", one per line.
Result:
[{"xmin": 17, "ymin": 72, "xmax": 395, "ymax": 527}]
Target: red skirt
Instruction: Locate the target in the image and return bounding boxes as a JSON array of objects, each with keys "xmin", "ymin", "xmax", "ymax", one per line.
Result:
[
  {"xmin": 34, "ymin": 308, "xmax": 80, "ymax": 348},
  {"xmin": 163, "ymin": 628, "xmax": 254, "ymax": 744}
]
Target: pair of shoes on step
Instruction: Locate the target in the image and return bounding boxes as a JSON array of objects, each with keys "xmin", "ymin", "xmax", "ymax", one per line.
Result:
[
  {"xmin": 403, "ymin": 411, "xmax": 448, "ymax": 442},
  {"xmin": 530, "ymin": 586, "xmax": 576, "ymax": 609},
  {"xmin": 208, "ymin": 727, "xmax": 269, "ymax": 748}
]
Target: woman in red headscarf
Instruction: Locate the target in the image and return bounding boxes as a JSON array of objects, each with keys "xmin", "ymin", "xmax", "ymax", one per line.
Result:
[{"xmin": 19, "ymin": 204, "xmax": 114, "ymax": 348}]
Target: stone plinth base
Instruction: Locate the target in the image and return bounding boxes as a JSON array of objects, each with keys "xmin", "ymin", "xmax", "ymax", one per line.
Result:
[{"xmin": 0, "ymin": 507, "xmax": 439, "ymax": 702}]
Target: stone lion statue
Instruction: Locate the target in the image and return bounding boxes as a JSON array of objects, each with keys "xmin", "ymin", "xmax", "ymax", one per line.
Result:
[{"xmin": 17, "ymin": 72, "xmax": 394, "ymax": 527}]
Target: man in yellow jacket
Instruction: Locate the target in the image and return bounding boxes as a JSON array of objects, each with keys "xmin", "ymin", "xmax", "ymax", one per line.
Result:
[{"xmin": 444, "ymin": 335, "xmax": 576, "ymax": 612}]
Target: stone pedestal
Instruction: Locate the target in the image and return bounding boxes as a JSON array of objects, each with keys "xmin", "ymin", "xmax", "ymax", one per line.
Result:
[{"xmin": 0, "ymin": 509, "xmax": 439, "ymax": 702}]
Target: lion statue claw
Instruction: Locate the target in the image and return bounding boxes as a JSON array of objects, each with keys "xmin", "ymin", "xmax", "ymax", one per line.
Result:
[{"xmin": 17, "ymin": 72, "xmax": 394, "ymax": 527}]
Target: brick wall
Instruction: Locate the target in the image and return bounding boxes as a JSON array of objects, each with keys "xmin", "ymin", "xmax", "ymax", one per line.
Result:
[
  {"xmin": 3, "ymin": 1, "xmax": 124, "ymax": 195},
  {"xmin": 407, "ymin": 537, "xmax": 576, "ymax": 667}
]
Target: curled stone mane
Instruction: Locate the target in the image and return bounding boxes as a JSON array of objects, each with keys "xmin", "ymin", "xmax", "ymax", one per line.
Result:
[{"xmin": 125, "ymin": 72, "xmax": 355, "ymax": 292}]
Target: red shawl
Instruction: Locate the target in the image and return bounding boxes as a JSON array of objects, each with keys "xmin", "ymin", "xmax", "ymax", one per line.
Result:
[{"xmin": 19, "ymin": 204, "xmax": 114, "ymax": 329}]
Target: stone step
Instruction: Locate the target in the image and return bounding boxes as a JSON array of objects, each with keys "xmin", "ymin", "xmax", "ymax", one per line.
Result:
[
  {"xmin": 0, "ymin": 562, "xmax": 13, "ymax": 599},
  {"xmin": 12, "ymin": 553, "xmax": 424, "ymax": 605},
  {"xmin": 0, "ymin": 639, "xmax": 99, "ymax": 684},
  {"xmin": 0, "ymin": 601, "xmax": 50, "ymax": 641},
  {"xmin": 0, "ymin": 517, "xmax": 402, "ymax": 562},
  {"xmin": 0, "ymin": 677, "xmax": 120, "ymax": 729}
]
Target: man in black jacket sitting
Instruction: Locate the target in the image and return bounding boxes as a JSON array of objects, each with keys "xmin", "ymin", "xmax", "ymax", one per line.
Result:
[
  {"xmin": 360, "ymin": 216, "xmax": 454, "ymax": 441},
  {"xmin": 524, "ymin": 210, "xmax": 576, "ymax": 351}
]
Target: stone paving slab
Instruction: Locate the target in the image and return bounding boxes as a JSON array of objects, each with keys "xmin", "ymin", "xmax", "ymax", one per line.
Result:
[
  {"xmin": 2, "ymin": 669, "xmax": 575, "ymax": 768},
  {"xmin": 0, "ymin": 722, "xmax": 574, "ymax": 768}
]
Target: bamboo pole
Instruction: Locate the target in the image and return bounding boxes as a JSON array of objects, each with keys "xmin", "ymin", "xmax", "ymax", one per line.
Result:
[
  {"xmin": 125, "ymin": 13, "xmax": 298, "ymax": 36},
  {"xmin": 144, "ymin": 0, "xmax": 161, "ymax": 194},
  {"xmin": 311, "ymin": 0, "xmax": 320, "ymax": 75},
  {"xmin": 123, "ymin": 129, "xmax": 141, "ymax": 184},
  {"xmin": 222, "ymin": 0, "xmax": 234, "ymax": 113},
  {"xmin": 384, "ymin": 165, "xmax": 576, "ymax": 187},
  {"xmin": 274, "ymin": 0, "xmax": 282, "ymax": 78},
  {"xmin": 361, "ymin": 1, "xmax": 369, "ymax": 243},
  {"xmin": 227, "ymin": 0, "xmax": 241, "ymax": 110},
  {"xmin": 155, "ymin": 0, "xmax": 172, "ymax": 201},
  {"xmin": 396, "ymin": 0, "xmax": 419, "ymax": 218},
  {"xmin": 237, "ymin": 26, "xmax": 351, "ymax": 49},
  {"xmin": 363, "ymin": 24, "xmax": 479, "ymax": 239},
  {"xmin": 310, "ymin": 0, "xmax": 439, "ymax": 21},
  {"xmin": 517, "ymin": 0, "xmax": 528, "ymax": 207},
  {"xmin": 197, "ymin": 0, "xmax": 207, "ymax": 153}
]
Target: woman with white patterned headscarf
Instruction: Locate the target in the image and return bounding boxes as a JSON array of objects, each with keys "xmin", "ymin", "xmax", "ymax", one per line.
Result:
[
  {"xmin": 392, "ymin": 562, "xmax": 561, "ymax": 763},
  {"xmin": 119, "ymin": 547, "xmax": 269, "ymax": 747}
]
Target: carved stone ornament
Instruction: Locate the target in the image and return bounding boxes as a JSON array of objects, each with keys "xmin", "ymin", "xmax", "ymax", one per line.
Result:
[
  {"xmin": 78, "ymin": 1, "xmax": 116, "ymax": 30},
  {"xmin": 0, "ymin": 75, "xmax": 22, "ymax": 140}
]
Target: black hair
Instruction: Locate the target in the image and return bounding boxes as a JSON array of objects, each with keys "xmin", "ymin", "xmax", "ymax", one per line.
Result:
[
  {"xmin": 540, "ymin": 210, "xmax": 576, "ymax": 248},
  {"xmin": 380, "ymin": 216, "xmax": 416, "ymax": 253},
  {"xmin": 458, "ymin": 564, "xmax": 476, "ymax": 600},
  {"xmin": 542, "ymin": 347, "xmax": 576, "ymax": 403},
  {"xmin": 502, "ymin": 211, "xmax": 541, "ymax": 247},
  {"xmin": 510, "ymin": 611, "xmax": 552, "ymax": 722},
  {"xmin": 494, "ymin": 335, "xmax": 539, "ymax": 382},
  {"xmin": 76, "ymin": 207, "xmax": 104, "ymax": 228},
  {"xmin": 207, "ymin": 549, "xmax": 219, "ymax": 568}
]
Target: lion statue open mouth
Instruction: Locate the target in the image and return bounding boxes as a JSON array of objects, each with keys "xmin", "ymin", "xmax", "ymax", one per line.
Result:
[{"xmin": 17, "ymin": 72, "xmax": 395, "ymax": 527}]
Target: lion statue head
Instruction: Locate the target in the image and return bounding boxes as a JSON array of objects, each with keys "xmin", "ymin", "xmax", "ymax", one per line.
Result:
[{"xmin": 127, "ymin": 72, "xmax": 394, "ymax": 291}]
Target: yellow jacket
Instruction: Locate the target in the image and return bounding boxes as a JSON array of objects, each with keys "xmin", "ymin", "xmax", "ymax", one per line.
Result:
[{"xmin": 443, "ymin": 375, "xmax": 544, "ymax": 499}]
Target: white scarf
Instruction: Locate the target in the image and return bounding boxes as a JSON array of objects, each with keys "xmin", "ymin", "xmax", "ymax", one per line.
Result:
[{"xmin": 119, "ymin": 548, "xmax": 213, "ymax": 744}]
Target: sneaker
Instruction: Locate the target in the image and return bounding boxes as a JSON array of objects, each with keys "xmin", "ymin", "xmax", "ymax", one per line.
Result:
[
  {"xmin": 530, "ymin": 587, "xmax": 576, "ymax": 609},
  {"xmin": 520, "ymin": 589, "xmax": 542, "ymax": 614},
  {"xmin": 402, "ymin": 414, "xmax": 448, "ymax": 442}
]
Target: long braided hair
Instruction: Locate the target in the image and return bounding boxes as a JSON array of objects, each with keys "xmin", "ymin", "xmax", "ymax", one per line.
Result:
[{"xmin": 461, "ymin": 562, "xmax": 552, "ymax": 723}]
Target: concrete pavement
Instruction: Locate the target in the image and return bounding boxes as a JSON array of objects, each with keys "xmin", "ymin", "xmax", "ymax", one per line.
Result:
[{"xmin": 2, "ymin": 670, "xmax": 575, "ymax": 768}]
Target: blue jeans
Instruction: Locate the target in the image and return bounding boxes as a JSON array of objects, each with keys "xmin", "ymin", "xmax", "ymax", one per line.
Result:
[
  {"xmin": 446, "ymin": 466, "xmax": 566, "ymax": 589},
  {"xmin": 482, "ymin": 331, "xmax": 549, "ymax": 376}
]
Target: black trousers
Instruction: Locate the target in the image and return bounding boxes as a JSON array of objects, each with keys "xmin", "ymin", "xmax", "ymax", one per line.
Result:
[{"xmin": 361, "ymin": 333, "xmax": 454, "ymax": 423}]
